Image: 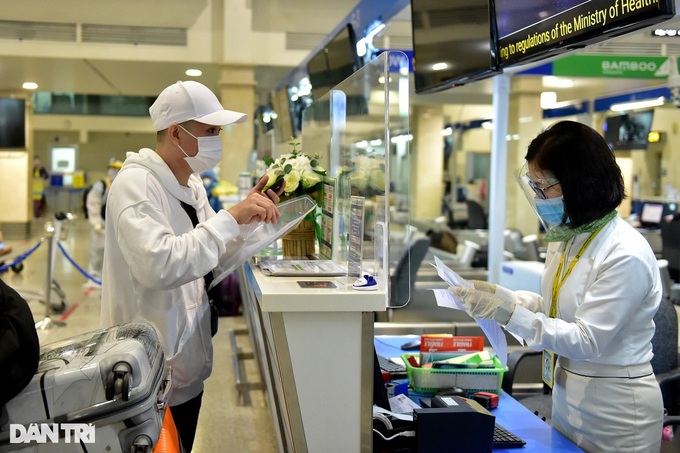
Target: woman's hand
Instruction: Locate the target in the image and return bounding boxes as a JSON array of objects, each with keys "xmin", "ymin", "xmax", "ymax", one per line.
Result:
[{"xmin": 450, "ymin": 286, "xmax": 516, "ymax": 325}]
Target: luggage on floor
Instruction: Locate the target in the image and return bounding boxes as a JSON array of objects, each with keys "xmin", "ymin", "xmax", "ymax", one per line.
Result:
[
  {"xmin": 152, "ymin": 408, "xmax": 183, "ymax": 453},
  {"xmin": 210, "ymin": 271, "xmax": 242, "ymax": 317},
  {"xmin": 0, "ymin": 322, "xmax": 172, "ymax": 452}
]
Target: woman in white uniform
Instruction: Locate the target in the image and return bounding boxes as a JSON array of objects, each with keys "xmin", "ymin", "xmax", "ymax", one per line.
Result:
[{"xmin": 451, "ymin": 121, "xmax": 664, "ymax": 452}]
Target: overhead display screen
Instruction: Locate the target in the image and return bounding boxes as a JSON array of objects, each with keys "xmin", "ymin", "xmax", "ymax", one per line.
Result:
[
  {"xmin": 410, "ymin": 0, "xmax": 500, "ymax": 93},
  {"xmin": 495, "ymin": 0, "xmax": 675, "ymax": 68}
]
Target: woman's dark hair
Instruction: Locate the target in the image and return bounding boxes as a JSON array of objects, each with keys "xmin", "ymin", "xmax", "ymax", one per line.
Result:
[{"xmin": 525, "ymin": 120, "xmax": 625, "ymax": 228}]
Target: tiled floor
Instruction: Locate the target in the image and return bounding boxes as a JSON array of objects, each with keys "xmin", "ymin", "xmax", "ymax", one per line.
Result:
[
  {"xmin": 5, "ymin": 214, "xmax": 680, "ymax": 452},
  {"xmin": 1, "ymin": 215, "xmax": 277, "ymax": 453}
]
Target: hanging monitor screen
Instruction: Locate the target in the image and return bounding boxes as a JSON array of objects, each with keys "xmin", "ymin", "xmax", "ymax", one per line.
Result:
[
  {"xmin": 410, "ymin": 0, "xmax": 501, "ymax": 94},
  {"xmin": 603, "ymin": 109, "xmax": 654, "ymax": 151},
  {"xmin": 495, "ymin": 0, "xmax": 675, "ymax": 68},
  {"xmin": 0, "ymin": 98, "xmax": 26, "ymax": 149},
  {"xmin": 272, "ymin": 87, "xmax": 295, "ymax": 142},
  {"xmin": 306, "ymin": 23, "xmax": 361, "ymax": 100}
]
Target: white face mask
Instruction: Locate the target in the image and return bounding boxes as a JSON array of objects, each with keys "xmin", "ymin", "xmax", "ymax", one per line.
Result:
[{"xmin": 177, "ymin": 125, "xmax": 223, "ymax": 174}]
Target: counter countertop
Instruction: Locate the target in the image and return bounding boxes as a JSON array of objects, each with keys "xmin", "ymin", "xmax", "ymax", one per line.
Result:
[{"xmin": 249, "ymin": 262, "xmax": 388, "ymax": 312}]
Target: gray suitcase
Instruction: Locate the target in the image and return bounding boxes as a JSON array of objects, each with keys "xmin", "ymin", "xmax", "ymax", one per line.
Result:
[{"xmin": 0, "ymin": 322, "xmax": 171, "ymax": 452}]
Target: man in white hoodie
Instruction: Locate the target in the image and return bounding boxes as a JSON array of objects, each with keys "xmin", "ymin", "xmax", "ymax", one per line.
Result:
[{"xmin": 100, "ymin": 81, "xmax": 283, "ymax": 452}]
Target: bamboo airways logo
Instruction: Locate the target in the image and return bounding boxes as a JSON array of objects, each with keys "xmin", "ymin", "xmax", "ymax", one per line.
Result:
[{"xmin": 10, "ymin": 423, "xmax": 95, "ymax": 444}]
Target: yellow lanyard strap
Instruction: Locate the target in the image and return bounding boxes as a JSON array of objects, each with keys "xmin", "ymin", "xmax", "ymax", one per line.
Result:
[{"xmin": 549, "ymin": 225, "xmax": 606, "ymax": 318}]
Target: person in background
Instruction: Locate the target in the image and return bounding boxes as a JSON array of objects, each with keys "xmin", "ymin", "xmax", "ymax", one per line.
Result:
[
  {"xmin": 450, "ymin": 121, "xmax": 663, "ymax": 452},
  {"xmin": 0, "ymin": 231, "xmax": 12, "ymax": 258},
  {"xmin": 100, "ymin": 80, "xmax": 284, "ymax": 453},
  {"xmin": 85, "ymin": 158, "xmax": 122, "ymax": 287},
  {"xmin": 32, "ymin": 156, "xmax": 49, "ymax": 218},
  {"xmin": 200, "ymin": 169, "xmax": 222, "ymax": 212}
]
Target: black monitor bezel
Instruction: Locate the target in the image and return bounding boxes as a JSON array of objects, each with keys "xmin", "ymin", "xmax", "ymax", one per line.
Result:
[{"xmin": 410, "ymin": 0, "xmax": 502, "ymax": 94}]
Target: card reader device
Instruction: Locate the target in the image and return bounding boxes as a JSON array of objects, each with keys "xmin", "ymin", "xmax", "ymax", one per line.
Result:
[{"xmin": 414, "ymin": 395, "xmax": 495, "ymax": 452}]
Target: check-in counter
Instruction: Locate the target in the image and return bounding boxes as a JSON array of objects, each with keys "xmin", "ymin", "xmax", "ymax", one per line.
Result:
[{"xmin": 237, "ymin": 262, "xmax": 386, "ymax": 453}]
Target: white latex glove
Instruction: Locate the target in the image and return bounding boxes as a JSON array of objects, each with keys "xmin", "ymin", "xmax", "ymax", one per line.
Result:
[
  {"xmin": 470, "ymin": 280, "xmax": 496, "ymax": 294},
  {"xmin": 469, "ymin": 280, "xmax": 517, "ymax": 305},
  {"xmin": 450, "ymin": 286, "xmax": 516, "ymax": 325}
]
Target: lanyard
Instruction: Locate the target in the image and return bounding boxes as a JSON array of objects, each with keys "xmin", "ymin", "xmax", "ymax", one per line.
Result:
[{"xmin": 549, "ymin": 225, "xmax": 605, "ymax": 318}]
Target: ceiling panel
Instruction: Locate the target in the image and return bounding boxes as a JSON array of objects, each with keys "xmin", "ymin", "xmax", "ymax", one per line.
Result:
[
  {"xmin": 0, "ymin": 1, "xmax": 677, "ymax": 108},
  {"xmin": 0, "ymin": 0, "xmax": 208, "ymax": 28}
]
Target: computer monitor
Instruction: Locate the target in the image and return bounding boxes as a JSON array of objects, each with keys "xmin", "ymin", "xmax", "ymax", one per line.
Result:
[{"xmin": 640, "ymin": 202, "xmax": 664, "ymax": 228}]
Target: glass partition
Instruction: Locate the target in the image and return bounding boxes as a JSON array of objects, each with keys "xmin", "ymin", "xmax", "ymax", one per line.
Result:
[{"xmin": 301, "ymin": 50, "xmax": 411, "ymax": 306}]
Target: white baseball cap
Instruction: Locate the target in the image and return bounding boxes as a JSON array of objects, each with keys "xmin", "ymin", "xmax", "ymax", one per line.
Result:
[{"xmin": 149, "ymin": 80, "xmax": 248, "ymax": 131}]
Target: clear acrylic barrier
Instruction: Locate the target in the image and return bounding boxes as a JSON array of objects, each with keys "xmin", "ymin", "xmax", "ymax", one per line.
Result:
[
  {"xmin": 301, "ymin": 51, "xmax": 411, "ymax": 306},
  {"xmin": 211, "ymin": 195, "xmax": 317, "ymax": 286}
]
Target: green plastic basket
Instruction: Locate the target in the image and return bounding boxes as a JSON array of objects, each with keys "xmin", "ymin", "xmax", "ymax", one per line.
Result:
[{"xmin": 401, "ymin": 353, "xmax": 507, "ymax": 395}]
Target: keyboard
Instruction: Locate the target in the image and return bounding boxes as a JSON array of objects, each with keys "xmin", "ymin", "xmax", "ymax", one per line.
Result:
[
  {"xmin": 493, "ymin": 424, "xmax": 526, "ymax": 449},
  {"xmin": 377, "ymin": 354, "xmax": 406, "ymax": 373}
]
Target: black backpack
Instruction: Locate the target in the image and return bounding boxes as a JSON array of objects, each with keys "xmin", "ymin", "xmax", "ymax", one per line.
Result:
[
  {"xmin": 82, "ymin": 179, "xmax": 107, "ymax": 220},
  {"xmin": 0, "ymin": 279, "xmax": 40, "ymax": 407}
]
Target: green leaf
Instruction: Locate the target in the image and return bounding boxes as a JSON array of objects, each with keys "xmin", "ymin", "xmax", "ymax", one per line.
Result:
[
  {"xmin": 263, "ymin": 155, "xmax": 274, "ymax": 166},
  {"xmin": 284, "ymin": 163, "xmax": 293, "ymax": 174}
]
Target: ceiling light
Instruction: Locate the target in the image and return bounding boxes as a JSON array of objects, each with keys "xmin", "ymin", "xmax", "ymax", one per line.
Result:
[
  {"xmin": 391, "ymin": 134, "xmax": 413, "ymax": 144},
  {"xmin": 610, "ymin": 96, "xmax": 665, "ymax": 112},
  {"xmin": 356, "ymin": 39, "xmax": 367, "ymax": 57},
  {"xmin": 22, "ymin": 82, "xmax": 38, "ymax": 90},
  {"xmin": 185, "ymin": 69, "xmax": 202, "ymax": 77},
  {"xmin": 542, "ymin": 76, "xmax": 574, "ymax": 88},
  {"xmin": 653, "ymin": 29, "xmax": 680, "ymax": 37},
  {"xmin": 432, "ymin": 62, "xmax": 448, "ymax": 71},
  {"xmin": 540, "ymin": 91, "xmax": 557, "ymax": 109}
]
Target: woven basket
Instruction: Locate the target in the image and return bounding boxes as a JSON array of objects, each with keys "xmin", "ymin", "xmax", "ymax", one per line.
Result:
[{"xmin": 282, "ymin": 219, "xmax": 316, "ymax": 258}]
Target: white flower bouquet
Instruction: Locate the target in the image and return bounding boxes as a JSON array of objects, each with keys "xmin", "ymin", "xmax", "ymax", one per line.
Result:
[
  {"xmin": 340, "ymin": 153, "xmax": 386, "ymax": 196},
  {"xmin": 262, "ymin": 142, "xmax": 327, "ymax": 198}
]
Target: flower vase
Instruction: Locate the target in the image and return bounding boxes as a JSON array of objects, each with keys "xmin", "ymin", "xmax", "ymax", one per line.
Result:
[{"xmin": 282, "ymin": 218, "xmax": 316, "ymax": 258}]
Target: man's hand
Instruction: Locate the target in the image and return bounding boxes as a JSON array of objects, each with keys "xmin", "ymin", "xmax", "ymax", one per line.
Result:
[
  {"xmin": 254, "ymin": 174, "xmax": 286, "ymax": 204},
  {"xmin": 94, "ymin": 223, "xmax": 104, "ymax": 235},
  {"xmin": 228, "ymin": 191, "xmax": 281, "ymax": 224}
]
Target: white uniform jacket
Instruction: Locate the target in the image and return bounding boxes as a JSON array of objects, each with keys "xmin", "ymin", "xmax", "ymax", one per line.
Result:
[
  {"xmin": 503, "ymin": 216, "xmax": 662, "ymax": 367},
  {"xmin": 101, "ymin": 148, "xmax": 240, "ymax": 406}
]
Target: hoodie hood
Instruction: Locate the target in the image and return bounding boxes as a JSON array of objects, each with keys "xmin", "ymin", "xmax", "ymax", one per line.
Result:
[{"xmin": 121, "ymin": 148, "xmax": 206, "ymax": 207}]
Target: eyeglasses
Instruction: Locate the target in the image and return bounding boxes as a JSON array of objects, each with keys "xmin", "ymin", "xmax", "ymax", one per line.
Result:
[{"xmin": 526, "ymin": 177, "xmax": 560, "ymax": 200}]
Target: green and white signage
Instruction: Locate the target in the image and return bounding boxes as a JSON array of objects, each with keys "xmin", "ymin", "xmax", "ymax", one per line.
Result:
[{"xmin": 552, "ymin": 55, "xmax": 679, "ymax": 79}]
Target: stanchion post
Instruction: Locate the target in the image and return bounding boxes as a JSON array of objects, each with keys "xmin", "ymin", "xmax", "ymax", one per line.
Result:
[{"xmin": 35, "ymin": 216, "xmax": 66, "ymax": 330}]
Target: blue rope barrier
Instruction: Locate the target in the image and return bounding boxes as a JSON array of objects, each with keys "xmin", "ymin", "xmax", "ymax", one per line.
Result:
[
  {"xmin": 0, "ymin": 240, "xmax": 43, "ymax": 273},
  {"xmin": 57, "ymin": 242, "xmax": 102, "ymax": 286}
]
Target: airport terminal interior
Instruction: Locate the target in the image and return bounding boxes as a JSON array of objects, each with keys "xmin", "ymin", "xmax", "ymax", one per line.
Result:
[
  {"xmin": 0, "ymin": 217, "xmax": 279, "ymax": 452},
  {"xmin": 4, "ymin": 0, "xmax": 680, "ymax": 452}
]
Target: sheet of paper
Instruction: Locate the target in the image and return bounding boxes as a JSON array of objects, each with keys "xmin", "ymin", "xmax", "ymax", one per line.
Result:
[
  {"xmin": 431, "ymin": 257, "xmax": 509, "ymax": 368},
  {"xmin": 389, "ymin": 394, "xmax": 421, "ymax": 415},
  {"xmin": 373, "ymin": 404, "xmax": 414, "ymax": 422},
  {"xmin": 432, "ymin": 256, "xmax": 473, "ymax": 288}
]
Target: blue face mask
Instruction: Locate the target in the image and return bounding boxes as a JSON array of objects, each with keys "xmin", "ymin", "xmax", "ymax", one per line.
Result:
[{"xmin": 535, "ymin": 197, "xmax": 569, "ymax": 227}]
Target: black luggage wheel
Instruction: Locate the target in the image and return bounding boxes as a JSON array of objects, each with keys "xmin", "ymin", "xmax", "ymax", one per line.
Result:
[{"xmin": 106, "ymin": 362, "xmax": 132, "ymax": 401}]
